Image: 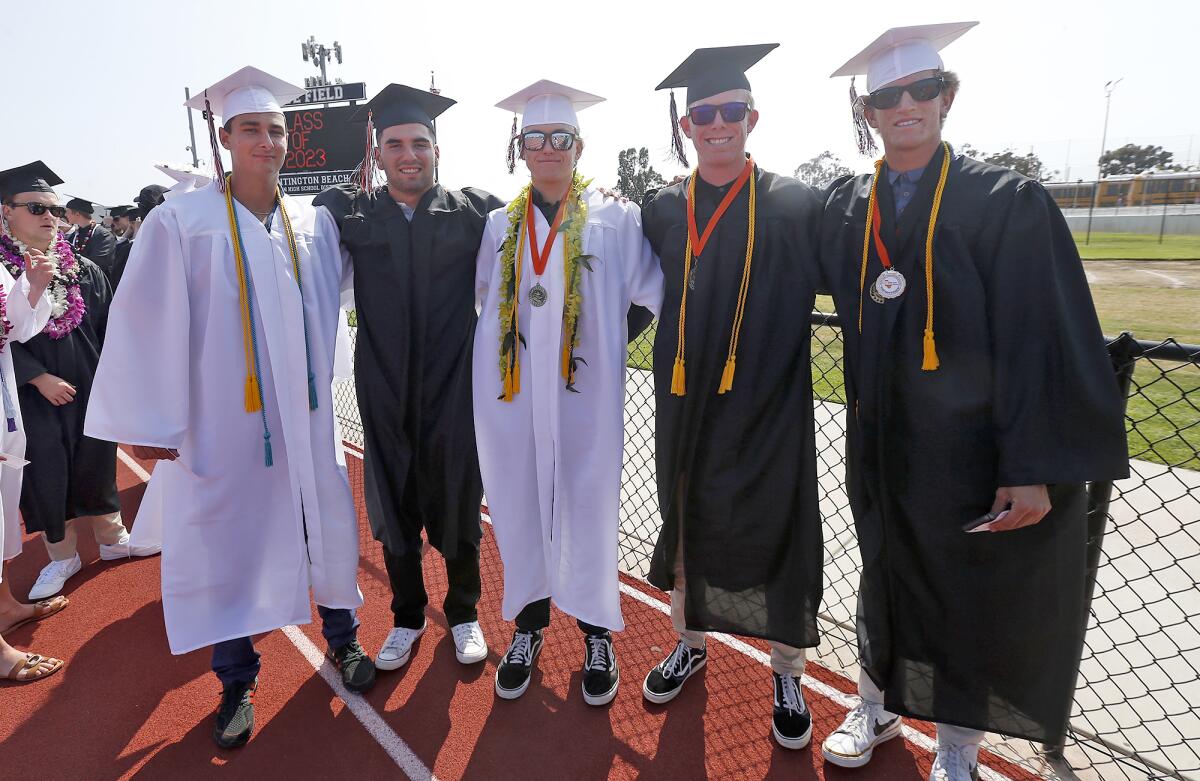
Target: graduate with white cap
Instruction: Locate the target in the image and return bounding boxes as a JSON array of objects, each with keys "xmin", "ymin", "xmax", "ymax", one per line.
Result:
[
  {"xmin": 473, "ymin": 79, "xmax": 662, "ymax": 706},
  {"xmin": 85, "ymin": 65, "xmax": 374, "ymax": 749},
  {"xmin": 819, "ymin": 23, "xmax": 1128, "ymax": 780}
]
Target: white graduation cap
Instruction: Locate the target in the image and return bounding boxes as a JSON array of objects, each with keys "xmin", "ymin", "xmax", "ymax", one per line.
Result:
[
  {"xmin": 831, "ymin": 21, "xmax": 977, "ymax": 93},
  {"xmin": 155, "ymin": 163, "xmax": 214, "ymax": 198},
  {"xmin": 496, "ymin": 79, "xmax": 604, "ymax": 133},
  {"xmin": 183, "ymin": 65, "xmax": 304, "ymax": 121},
  {"xmin": 183, "ymin": 66, "xmax": 304, "ymax": 191}
]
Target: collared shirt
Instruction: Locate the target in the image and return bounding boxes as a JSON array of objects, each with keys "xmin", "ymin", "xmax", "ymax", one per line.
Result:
[
  {"xmin": 398, "ymin": 201, "xmax": 415, "ymax": 222},
  {"xmin": 888, "ymin": 165, "xmax": 926, "ymax": 217}
]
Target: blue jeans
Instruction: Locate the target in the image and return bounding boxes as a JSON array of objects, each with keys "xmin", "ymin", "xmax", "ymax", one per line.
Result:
[{"xmin": 211, "ymin": 606, "xmax": 359, "ymax": 687}]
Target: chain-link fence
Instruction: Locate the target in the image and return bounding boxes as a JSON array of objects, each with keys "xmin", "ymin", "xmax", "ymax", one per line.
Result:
[{"xmin": 334, "ymin": 318, "xmax": 1199, "ymax": 781}]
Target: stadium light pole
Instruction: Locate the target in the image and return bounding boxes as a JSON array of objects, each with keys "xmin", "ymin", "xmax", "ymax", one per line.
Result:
[{"xmin": 1085, "ymin": 78, "xmax": 1122, "ymax": 245}]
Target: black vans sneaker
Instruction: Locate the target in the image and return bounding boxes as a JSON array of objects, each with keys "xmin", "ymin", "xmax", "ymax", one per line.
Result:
[
  {"xmin": 213, "ymin": 678, "xmax": 256, "ymax": 749},
  {"xmin": 642, "ymin": 640, "xmax": 707, "ymax": 704},
  {"xmin": 772, "ymin": 672, "xmax": 813, "ymax": 749},
  {"xmin": 495, "ymin": 629, "xmax": 544, "ymax": 700},
  {"xmin": 329, "ymin": 639, "xmax": 377, "ymax": 693},
  {"xmin": 581, "ymin": 632, "xmax": 619, "ymax": 706}
]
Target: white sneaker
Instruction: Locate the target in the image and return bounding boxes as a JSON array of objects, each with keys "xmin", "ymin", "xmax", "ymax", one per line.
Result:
[
  {"xmin": 29, "ymin": 555, "xmax": 82, "ymax": 600},
  {"xmin": 376, "ymin": 622, "xmax": 426, "ymax": 671},
  {"xmin": 930, "ymin": 742, "xmax": 980, "ymax": 781},
  {"xmin": 99, "ymin": 532, "xmax": 161, "ymax": 561},
  {"xmin": 450, "ymin": 621, "xmax": 488, "ymax": 664},
  {"xmin": 821, "ymin": 699, "xmax": 903, "ymax": 768}
]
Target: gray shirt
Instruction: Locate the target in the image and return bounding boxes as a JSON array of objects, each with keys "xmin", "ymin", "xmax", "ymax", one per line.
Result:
[{"xmin": 888, "ymin": 165, "xmax": 926, "ymax": 217}]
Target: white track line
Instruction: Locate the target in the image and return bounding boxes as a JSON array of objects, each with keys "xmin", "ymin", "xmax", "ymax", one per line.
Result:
[
  {"xmin": 116, "ymin": 446, "xmax": 436, "ymax": 780},
  {"xmin": 1140, "ymin": 268, "xmax": 1184, "ymax": 287},
  {"xmin": 282, "ymin": 626, "xmax": 438, "ymax": 781},
  {"xmin": 116, "ymin": 446, "xmax": 151, "ymax": 482}
]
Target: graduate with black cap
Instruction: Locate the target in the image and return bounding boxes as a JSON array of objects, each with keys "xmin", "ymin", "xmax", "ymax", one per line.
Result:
[
  {"xmin": 0, "ymin": 161, "xmax": 63, "ymax": 684},
  {"xmin": 0, "ymin": 162, "xmax": 147, "ymax": 608},
  {"xmin": 63, "ymin": 196, "xmax": 117, "ymax": 280},
  {"xmin": 639, "ymin": 44, "xmax": 824, "ymax": 750},
  {"xmin": 818, "ymin": 23, "xmax": 1128, "ymax": 780},
  {"xmin": 108, "ymin": 205, "xmax": 137, "ymax": 291},
  {"xmin": 314, "ymin": 83, "xmax": 503, "ymax": 674}
]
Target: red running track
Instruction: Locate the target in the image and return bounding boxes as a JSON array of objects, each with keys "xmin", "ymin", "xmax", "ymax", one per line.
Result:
[{"xmin": 0, "ymin": 447, "xmax": 1040, "ymax": 781}]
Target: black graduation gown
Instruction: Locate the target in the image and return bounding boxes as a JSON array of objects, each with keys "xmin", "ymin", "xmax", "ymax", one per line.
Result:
[
  {"xmin": 641, "ymin": 168, "xmax": 824, "ymax": 648},
  {"xmin": 316, "ymin": 183, "xmax": 503, "ymax": 558},
  {"xmin": 110, "ymin": 238, "xmax": 133, "ymax": 291},
  {"xmin": 13, "ymin": 257, "xmax": 120, "ymax": 542},
  {"xmin": 75, "ymin": 224, "xmax": 117, "ymax": 282},
  {"xmin": 818, "ymin": 146, "xmax": 1129, "ymax": 742}
]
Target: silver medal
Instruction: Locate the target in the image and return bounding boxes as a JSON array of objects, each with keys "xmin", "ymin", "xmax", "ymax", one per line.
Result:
[
  {"xmin": 869, "ymin": 283, "xmax": 886, "ymax": 304},
  {"xmin": 529, "ymin": 282, "xmax": 548, "ymax": 307},
  {"xmin": 874, "ymin": 269, "xmax": 906, "ymax": 300}
]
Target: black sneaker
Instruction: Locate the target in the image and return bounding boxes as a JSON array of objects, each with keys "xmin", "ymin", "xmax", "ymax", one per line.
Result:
[
  {"xmin": 328, "ymin": 639, "xmax": 377, "ymax": 693},
  {"xmin": 495, "ymin": 629, "xmax": 543, "ymax": 700},
  {"xmin": 581, "ymin": 632, "xmax": 619, "ymax": 706},
  {"xmin": 213, "ymin": 678, "xmax": 256, "ymax": 749},
  {"xmin": 642, "ymin": 640, "xmax": 706, "ymax": 704},
  {"xmin": 772, "ymin": 672, "xmax": 813, "ymax": 749}
]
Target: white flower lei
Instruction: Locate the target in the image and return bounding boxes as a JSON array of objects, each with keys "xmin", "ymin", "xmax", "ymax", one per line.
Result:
[{"xmin": 11, "ymin": 235, "xmax": 68, "ymax": 318}]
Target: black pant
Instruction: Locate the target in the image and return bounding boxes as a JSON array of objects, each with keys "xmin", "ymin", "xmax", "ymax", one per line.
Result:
[
  {"xmin": 515, "ymin": 598, "xmax": 608, "ymax": 636},
  {"xmin": 384, "ymin": 535, "xmax": 481, "ymax": 629}
]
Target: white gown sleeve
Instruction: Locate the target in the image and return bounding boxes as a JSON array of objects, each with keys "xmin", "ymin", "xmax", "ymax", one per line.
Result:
[
  {"xmin": 4, "ymin": 267, "xmax": 52, "ymax": 342},
  {"xmin": 84, "ymin": 206, "xmax": 192, "ymax": 449},
  {"xmin": 475, "ymin": 213, "xmax": 502, "ymax": 310},
  {"xmin": 618, "ymin": 202, "xmax": 664, "ymax": 318}
]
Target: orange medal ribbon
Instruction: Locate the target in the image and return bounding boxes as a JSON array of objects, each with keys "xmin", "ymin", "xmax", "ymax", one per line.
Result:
[
  {"xmin": 686, "ymin": 157, "xmax": 754, "ymax": 257},
  {"xmin": 526, "ymin": 194, "xmax": 570, "ymax": 277}
]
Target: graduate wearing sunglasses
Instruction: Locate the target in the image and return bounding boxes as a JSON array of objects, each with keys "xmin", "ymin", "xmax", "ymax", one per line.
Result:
[
  {"xmin": 819, "ymin": 23, "xmax": 1128, "ymax": 780},
  {"xmin": 639, "ymin": 44, "xmax": 825, "ymax": 751},
  {"xmin": 473, "ymin": 80, "xmax": 662, "ymax": 707}
]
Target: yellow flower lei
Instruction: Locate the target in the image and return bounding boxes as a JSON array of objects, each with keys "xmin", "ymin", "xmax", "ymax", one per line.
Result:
[{"xmin": 497, "ymin": 171, "xmax": 593, "ymax": 401}]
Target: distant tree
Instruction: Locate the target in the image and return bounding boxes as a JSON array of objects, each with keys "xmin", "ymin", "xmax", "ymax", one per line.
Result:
[
  {"xmin": 959, "ymin": 143, "xmax": 982, "ymax": 159},
  {"xmin": 793, "ymin": 151, "xmax": 853, "ymax": 189},
  {"xmin": 1100, "ymin": 143, "xmax": 1177, "ymax": 176},
  {"xmin": 981, "ymin": 149, "xmax": 1058, "ymax": 182},
  {"xmin": 615, "ymin": 147, "xmax": 666, "ymax": 205}
]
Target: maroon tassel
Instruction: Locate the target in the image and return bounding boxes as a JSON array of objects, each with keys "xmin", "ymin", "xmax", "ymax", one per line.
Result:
[
  {"xmin": 669, "ymin": 91, "xmax": 689, "ymax": 168},
  {"xmin": 204, "ymin": 96, "xmax": 227, "ymax": 192},
  {"xmin": 850, "ymin": 77, "xmax": 877, "ymax": 157},
  {"xmin": 506, "ymin": 114, "xmax": 518, "ymax": 175},
  {"xmin": 357, "ymin": 109, "xmax": 377, "ymax": 191}
]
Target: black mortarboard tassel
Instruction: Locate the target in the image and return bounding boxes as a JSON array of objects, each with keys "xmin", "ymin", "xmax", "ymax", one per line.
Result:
[
  {"xmin": 669, "ymin": 91, "xmax": 689, "ymax": 168},
  {"xmin": 506, "ymin": 114, "xmax": 518, "ymax": 175}
]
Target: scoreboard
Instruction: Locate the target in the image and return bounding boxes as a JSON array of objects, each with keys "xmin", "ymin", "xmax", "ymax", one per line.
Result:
[{"xmin": 279, "ymin": 104, "xmax": 363, "ymax": 196}]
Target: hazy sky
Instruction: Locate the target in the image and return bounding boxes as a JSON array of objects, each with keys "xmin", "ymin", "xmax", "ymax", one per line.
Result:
[{"xmin": 5, "ymin": 0, "xmax": 1197, "ymax": 205}]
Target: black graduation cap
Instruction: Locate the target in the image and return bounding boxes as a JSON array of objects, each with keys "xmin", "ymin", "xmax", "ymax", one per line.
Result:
[
  {"xmin": 655, "ymin": 44, "xmax": 778, "ymax": 167},
  {"xmin": 351, "ymin": 83, "xmax": 456, "ymax": 134},
  {"xmin": 0, "ymin": 160, "xmax": 63, "ymax": 201},
  {"xmin": 65, "ymin": 197, "xmax": 95, "ymax": 215},
  {"xmin": 110, "ymin": 205, "xmax": 130, "ymax": 218}
]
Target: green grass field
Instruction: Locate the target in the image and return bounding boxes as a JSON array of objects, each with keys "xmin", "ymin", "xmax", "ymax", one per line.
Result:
[{"xmin": 1074, "ymin": 233, "xmax": 1200, "ymax": 260}]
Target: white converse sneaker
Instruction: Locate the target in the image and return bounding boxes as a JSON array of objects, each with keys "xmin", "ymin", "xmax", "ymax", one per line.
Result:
[
  {"xmin": 450, "ymin": 621, "xmax": 488, "ymax": 664},
  {"xmin": 376, "ymin": 622, "xmax": 426, "ymax": 671},
  {"xmin": 28, "ymin": 555, "xmax": 82, "ymax": 600},
  {"xmin": 930, "ymin": 742, "xmax": 980, "ymax": 781},
  {"xmin": 821, "ymin": 699, "xmax": 903, "ymax": 768},
  {"xmin": 99, "ymin": 532, "xmax": 161, "ymax": 561}
]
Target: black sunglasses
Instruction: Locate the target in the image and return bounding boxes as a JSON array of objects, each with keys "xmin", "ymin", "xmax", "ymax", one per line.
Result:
[
  {"xmin": 863, "ymin": 77, "xmax": 945, "ymax": 110},
  {"xmin": 521, "ymin": 131, "xmax": 576, "ymax": 152},
  {"xmin": 687, "ymin": 102, "xmax": 750, "ymax": 125},
  {"xmin": 7, "ymin": 201, "xmax": 68, "ymax": 218}
]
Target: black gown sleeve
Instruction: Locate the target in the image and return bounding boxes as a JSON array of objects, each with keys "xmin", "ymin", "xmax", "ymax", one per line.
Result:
[
  {"xmin": 985, "ymin": 181, "xmax": 1129, "ymax": 485},
  {"xmin": 82, "ymin": 259, "xmax": 113, "ymax": 348},
  {"xmin": 88, "ymin": 227, "xmax": 117, "ymax": 275},
  {"xmin": 12, "ymin": 341, "xmax": 47, "ymax": 386}
]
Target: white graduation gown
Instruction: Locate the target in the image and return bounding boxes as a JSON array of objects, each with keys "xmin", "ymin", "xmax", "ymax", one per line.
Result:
[
  {"xmin": 85, "ymin": 186, "xmax": 361, "ymax": 654},
  {"xmin": 473, "ymin": 189, "xmax": 663, "ymax": 631},
  {"xmin": 0, "ymin": 268, "xmax": 52, "ymax": 576}
]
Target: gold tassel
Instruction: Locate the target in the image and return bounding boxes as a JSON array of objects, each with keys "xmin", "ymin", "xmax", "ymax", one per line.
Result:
[
  {"xmin": 502, "ymin": 369, "xmax": 513, "ymax": 402},
  {"xmin": 922, "ymin": 329, "xmax": 940, "ymax": 371},
  {"xmin": 718, "ymin": 357, "xmax": 736, "ymax": 394},
  {"xmin": 244, "ymin": 375, "xmax": 262, "ymax": 412},
  {"xmin": 671, "ymin": 357, "xmax": 687, "ymax": 396},
  {"xmin": 561, "ymin": 345, "xmax": 570, "ymax": 380},
  {"xmin": 511, "ymin": 355, "xmax": 521, "ymax": 395}
]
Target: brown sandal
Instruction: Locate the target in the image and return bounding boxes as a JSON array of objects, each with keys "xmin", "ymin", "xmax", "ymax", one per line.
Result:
[
  {"xmin": 5, "ymin": 653, "xmax": 64, "ymax": 682},
  {"xmin": 0, "ymin": 595, "xmax": 70, "ymax": 634}
]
